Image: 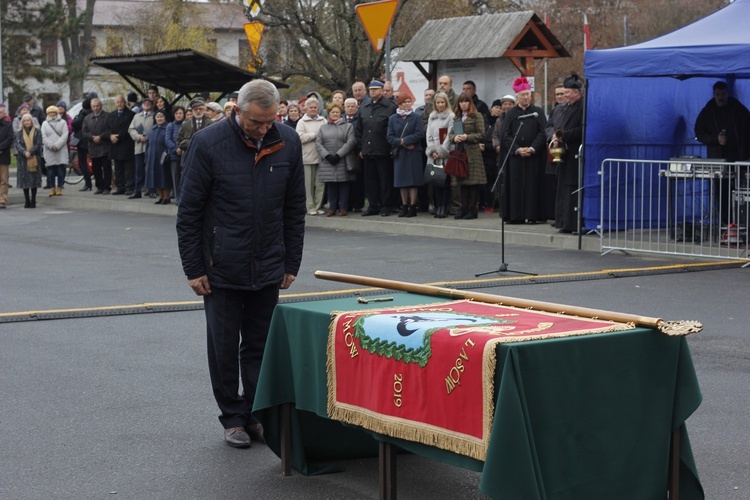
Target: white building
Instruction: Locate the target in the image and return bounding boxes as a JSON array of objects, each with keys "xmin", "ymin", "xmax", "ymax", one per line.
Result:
[{"xmin": 13, "ymin": 0, "xmax": 250, "ymax": 109}]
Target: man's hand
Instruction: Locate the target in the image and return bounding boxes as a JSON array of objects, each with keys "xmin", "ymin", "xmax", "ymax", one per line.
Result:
[
  {"xmin": 93, "ymin": 135, "xmax": 101, "ymax": 143},
  {"xmin": 111, "ymin": 134, "xmax": 119, "ymax": 143},
  {"xmin": 718, "ymin": 130, "xmax": 727, "ymax": 146},
  {"xmin": 280, "ymin": 274, "xmax": 296, "ymax": 290},
  {"xmin": 188, "ymin": 275, "xmax": 212, "ymax": 296}
]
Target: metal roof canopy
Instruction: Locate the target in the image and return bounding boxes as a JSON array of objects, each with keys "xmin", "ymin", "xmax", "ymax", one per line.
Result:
[
  {"xmin": 397, "ymin": 12, "xmax": 570, "ymax": 82},
  {"xmin": 90, "ymin": 49, "xmax": 287, "ymax": 102}
]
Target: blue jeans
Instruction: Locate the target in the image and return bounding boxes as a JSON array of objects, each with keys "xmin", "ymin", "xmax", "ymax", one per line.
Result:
[{"xmin": 47, "ymin": 164, "xmax": 66, "ymax": 188}]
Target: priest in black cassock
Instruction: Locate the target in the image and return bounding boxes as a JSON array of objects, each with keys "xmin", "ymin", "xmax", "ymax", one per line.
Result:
[{"xmin": 500, "ymin": 76, "xmax": 548, "ymax": 224}]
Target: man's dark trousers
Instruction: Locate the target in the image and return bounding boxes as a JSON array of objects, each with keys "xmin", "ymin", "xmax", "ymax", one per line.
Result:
[
  {"xmin": 203, "ymin": 284, "xmax": 279, "ymax": 429},
  {"xmin": 91, "ymin": 156, "xmax": 111, "ymax": 191},
  {"xmin": 134, "ymin": 152, "xmax": 146, "ymax": 192},
  {"xmin": 113, "ymin": 159, "xmax": 134, "ymax": 192},
  {"xmin": 363, "ymin": 156, "xmax": 393, "ymax": 212}
]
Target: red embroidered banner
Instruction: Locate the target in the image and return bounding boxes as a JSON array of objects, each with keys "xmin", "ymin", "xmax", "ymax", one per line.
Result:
[{"xmin": 327, "ymin": 300, "xmax": 635, "ymax": 460}]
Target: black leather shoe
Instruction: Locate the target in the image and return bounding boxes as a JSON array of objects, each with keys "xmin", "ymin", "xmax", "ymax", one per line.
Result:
[
  {"xmin": 246, "ymin": 424, "xmax": 265, "ymax": 444},
  {"xmin": 128, "ymin": 192, "xmax": 142, "ymax": 199},
  {"xmin": 79, "ymin": 185, "xmax": 92, "ymax": 192},
  {"xmin": 161, "ymin": 199, "xmax": 171, "ymax": 205},
  {"xmin": 124, "ymin": 190, "xmax": 134, "ymax": 196},
  {"xmin": 224, "ymin": 427, "xmax": 251, "ymax": 448},
  {"xmin": 94, "ymin": 189, "xmax": 104, "ymax": 195},
  {"xmin": 361, "ymin": 209, "xmax": 378, "ymax": 216},
  {"xmin": 154, "ymin": 199, "xmax": 164, "ymax": 204},
  {"xmin": 102, "ymin": 189, "xmax": 111, "ymax": 195},
  {"xmin": 111, "ymin": 189, "xmax": 126, "ymax": 195},
  {"xmin": 148, "ymin": 192, "xmax": 158, "ymax": 199}
]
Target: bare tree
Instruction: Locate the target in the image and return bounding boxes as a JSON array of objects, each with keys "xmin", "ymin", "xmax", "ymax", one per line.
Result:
[{"xmin": 40, "ymin": 0, "xmax": 96, "ymax": 100}]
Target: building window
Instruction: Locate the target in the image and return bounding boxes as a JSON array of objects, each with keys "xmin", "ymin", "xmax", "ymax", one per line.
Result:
[
  {"xmin": 41, "ymin": 38, "xmax": 58, "ymax": 66},
  {"xmin": 106, "ymin": 36, "xmax": 123, "ymax": 56}
]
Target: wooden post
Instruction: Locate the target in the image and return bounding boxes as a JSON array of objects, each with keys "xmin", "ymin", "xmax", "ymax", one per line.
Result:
[
  {"xmin": 379, "ymin": 442, "xmax": 397, "ymax": 500},
  {"xmin": 281, "ymin": 403, "xmax": 292, "ymax": 477}
]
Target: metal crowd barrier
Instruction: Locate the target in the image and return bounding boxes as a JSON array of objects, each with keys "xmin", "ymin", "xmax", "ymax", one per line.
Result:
[{"xmin": 599, "ymin": 158, "xmax": 750, "ymax": 263}]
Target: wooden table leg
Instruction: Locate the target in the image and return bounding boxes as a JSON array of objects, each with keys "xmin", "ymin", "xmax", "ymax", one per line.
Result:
[
  {"xmin": 379, "ymin": 442, "xmax": 397, "ymax": 500},
  {"xmin": 280, "ymin": 403, "xmax": 292, "ymax": 477},
  {"xmin": 667, "ymin": 428, "xmax": 680, "ymax": 500}
]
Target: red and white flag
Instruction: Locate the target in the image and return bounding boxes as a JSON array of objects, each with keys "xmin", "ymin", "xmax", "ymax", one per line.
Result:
[{"xmin": 583, "ymin": 14, "xmax": 591, "ymax": 51}]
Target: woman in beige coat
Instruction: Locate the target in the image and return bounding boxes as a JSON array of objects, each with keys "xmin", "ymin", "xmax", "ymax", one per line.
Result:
[{"xmin": 296, "ymin": 97, "xmax": 327, "ymax": 215}]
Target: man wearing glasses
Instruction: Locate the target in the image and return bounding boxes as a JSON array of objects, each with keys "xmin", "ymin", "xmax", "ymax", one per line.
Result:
[{"xmin": 177, "ymin": 80, "xmax": 306, "ymax": 449}]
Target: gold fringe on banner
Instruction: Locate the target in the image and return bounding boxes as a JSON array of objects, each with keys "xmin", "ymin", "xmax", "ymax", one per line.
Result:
[{"xmin": 325, "ymin": 301, "xmax": 638, "ymax": 461}]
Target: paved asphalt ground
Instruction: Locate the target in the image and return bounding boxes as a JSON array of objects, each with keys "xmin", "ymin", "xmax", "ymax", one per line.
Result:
[{"xmin": 1, "ymin": 196, "xmax": 748, "ymax": 499}]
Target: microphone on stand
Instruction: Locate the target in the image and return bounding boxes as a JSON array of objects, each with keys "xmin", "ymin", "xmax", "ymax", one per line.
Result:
[{"xmin": 516, "ymin": 112, "xmax": 539, "ymax": 120}]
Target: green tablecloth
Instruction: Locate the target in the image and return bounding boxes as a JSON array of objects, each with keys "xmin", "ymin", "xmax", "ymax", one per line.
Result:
[{"xmin": 253, "ymin": 294, "xmax": 704, "ymax": 499}]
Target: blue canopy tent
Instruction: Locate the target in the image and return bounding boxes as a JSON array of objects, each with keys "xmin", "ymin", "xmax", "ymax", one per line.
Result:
[{"xmin": 582, "ymin": 0, "xmax": 750, "ymax": 230}]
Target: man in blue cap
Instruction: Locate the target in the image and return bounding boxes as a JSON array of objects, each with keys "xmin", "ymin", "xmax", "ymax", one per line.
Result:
[{"xmin": 356, "ymin": 80, "xmax": 397, "ymax": 216}]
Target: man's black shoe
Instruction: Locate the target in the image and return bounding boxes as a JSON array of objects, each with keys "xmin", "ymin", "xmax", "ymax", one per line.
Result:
[
  {"xmin": 111, "ymin": 189, "xmax": 126, "ymax": 195},
  {"xmin": 102, "ymin": 189, "xmax": 111, "ymax": 195},
  {"xmin": 124, "ymin": 190, "xmax": 134, "ymax": 196},
  {"xmin": 147, "ymin": 192, "xmax": 158, "ymax": 199},
  {"xmin": 361, "ymin": 208, "xmax": 378, "ymax": 216},
  {"xmin": 94, "ymin": 189, "xmax": 104, "ymax": 195},
  {"xmin": 246, "ymin": 424, "xmax": 265, "ymax": 444},
  {"xmin": 224, "ymin": 427, "xmax": 251, "ymax": 448},
  {"xmin": 128, "ymin": 192, "xmax": 142, "ymax": 199}
]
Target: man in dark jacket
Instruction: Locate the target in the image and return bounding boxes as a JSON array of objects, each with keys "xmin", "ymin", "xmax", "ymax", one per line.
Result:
[
  {"xmin": 176, "ymin": 79, "xmax": 305, "ymax": 449},
  {"xmin": 695, "ymin": 81, "xmax": 750, "ymax": 163},
  {"xmin": 550, "ymin": 74, "xmax": 584, "ymax": 233},
  {"xmin": 82, "ymin": 98, "xmax": 111, "ymax": 194},
  {"xmin": 105, "ymin": 95, "xmax": 136, "ymax": 194},
  {"xmin": 177, "ymin": 98, "xmax": 214, "ymax": 159},
  {"xmin": 72, "ymin": 98, "xmax": 93, "ymax": 191},
  {"xmin": 356, "ymin": 80, "xmax": 397, "ymax": 216},
  {"xmin": 0, "ymin": 103, "xmax": 14, "ymax": 208}
]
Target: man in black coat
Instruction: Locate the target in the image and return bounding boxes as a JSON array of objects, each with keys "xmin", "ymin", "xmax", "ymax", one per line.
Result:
[
  {"xmin": 551, "ymin": 74, "xmax": 584, "ymax": 233},
  {"xmin": 105, "ymin": 95, "xmax": 136, "ymax": 194},
  {"xmin": 83, "ymin": 98, "xmax": 111, "ymax": 194},
  {"xmin": 0, "ymin": 103, "xmax": 14, "ymax": 208},
  {"xmin": 695, "ymin": 81, "xmax": 750, "ymax": 163},
  {"xmin": 177, "ymin": 79, "xmax": 305, "ymax": 449},
  {"xmin": 72, "ymin": 99, "xmax": 93, "ymax": 191},
  {"xmin": 356, "ymin": 80, "xmax": 397, "ymax": 216},
  {"xmin": 500, "ymin": 77, "xmax": 548, "ymax": 224}
]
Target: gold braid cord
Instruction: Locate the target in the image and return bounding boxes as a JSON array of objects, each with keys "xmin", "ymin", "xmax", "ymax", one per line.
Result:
[{"xmin": 658, "ymin": 320, "xmax": 704, "ymax": 336}]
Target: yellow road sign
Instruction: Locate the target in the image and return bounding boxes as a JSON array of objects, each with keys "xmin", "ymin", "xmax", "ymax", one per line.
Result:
[
  {"xmin": 355, "ymin": 0, "xmax": 398, "ymax": 52},
  {"xmin": 243, "ymin": 21, "xmax": 265, "ymax": 71}
]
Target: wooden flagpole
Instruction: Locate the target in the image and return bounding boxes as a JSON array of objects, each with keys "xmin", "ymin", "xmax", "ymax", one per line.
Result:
[{"xmin": 314, "ymin": 270, "xmax": 702, "ymax": 336}]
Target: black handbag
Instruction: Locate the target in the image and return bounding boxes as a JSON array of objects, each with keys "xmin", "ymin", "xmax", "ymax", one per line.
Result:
[{"xmin": 423, "ymin": 158, "xmax": 447, "ymax": 186}]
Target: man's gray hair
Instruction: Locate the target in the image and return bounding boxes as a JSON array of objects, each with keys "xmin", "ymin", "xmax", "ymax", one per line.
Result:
[
  {"xmin": 90, "ymin": 98, "xmax": 101, "ymax": 106},
  {"xmin": 237, "ymin": 79, "xmax": 279, "ymax": 111}
]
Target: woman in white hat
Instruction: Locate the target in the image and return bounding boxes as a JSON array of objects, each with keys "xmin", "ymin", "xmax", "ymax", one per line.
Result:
[{"xmin": 41, "ymin": 105, "xmax": 69, "ymax": 196}]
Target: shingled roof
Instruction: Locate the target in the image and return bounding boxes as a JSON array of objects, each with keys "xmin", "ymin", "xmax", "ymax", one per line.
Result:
[{"xmin": 397, "ymin": 11, "xmax": 570, "ymax": 61}]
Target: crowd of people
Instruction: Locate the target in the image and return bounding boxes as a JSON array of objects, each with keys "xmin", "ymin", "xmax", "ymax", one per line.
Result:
[
  {"xmin": 1, "ymin": 76, "xmax": 588, "ymax": 230},
  {"xmin": 0, "ymin": 86, "xmax": 239, "ymax": 209},
  {"xmin": 266, "ymin": 73, "xmax": 584, "ymax": 230}
]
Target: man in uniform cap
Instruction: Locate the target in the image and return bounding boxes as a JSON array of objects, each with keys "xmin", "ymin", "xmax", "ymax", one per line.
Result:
[{"xmin": 355, "ymin": 80, "xmax": 397, "ymax": 216}]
